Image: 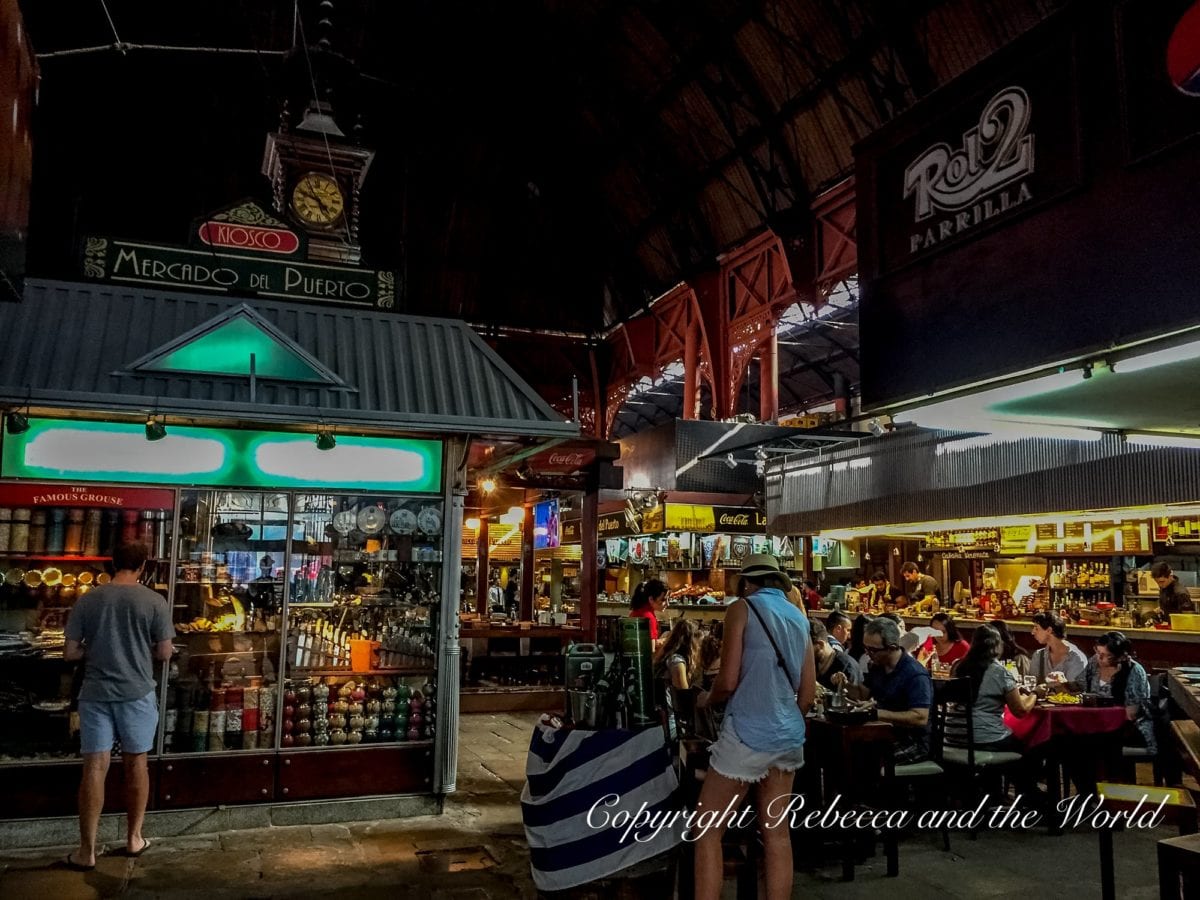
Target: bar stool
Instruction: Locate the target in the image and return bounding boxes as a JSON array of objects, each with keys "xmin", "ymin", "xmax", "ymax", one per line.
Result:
[{"xmin": 1094, "ymin": 782, "xmax": 1197, "ymax": 900}]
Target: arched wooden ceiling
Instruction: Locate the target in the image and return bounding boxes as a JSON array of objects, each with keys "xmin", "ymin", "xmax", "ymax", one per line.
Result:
[{"xmin": 21, "ymin": 0, "xmax": 1064, "ymax": 336}]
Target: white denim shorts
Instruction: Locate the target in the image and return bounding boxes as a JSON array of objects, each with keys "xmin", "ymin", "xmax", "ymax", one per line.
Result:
[{"xmin": 707, "ymin": 718, "xmax": 805, "ymax": 783}]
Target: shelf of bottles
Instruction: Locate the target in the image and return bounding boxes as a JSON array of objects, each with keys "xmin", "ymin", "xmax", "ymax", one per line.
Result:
[
  {"xmin": 1047, "ymin": 559, "xmax": 1114, "ymax": 613},
  {"xmin": 0, "ymin": 492, "xmax": 174, "ymax": 762},
  {"xmin": 280, "ymin": 494, "xmax": 442, "ymax": 749},
  {"xmin": 162, "ymin": 491, "xmax": 286, "ymax": 754}
]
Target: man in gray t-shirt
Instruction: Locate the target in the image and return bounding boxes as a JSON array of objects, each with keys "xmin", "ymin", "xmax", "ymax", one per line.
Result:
[{"xmin": 64, "ymin": 541, "xmax": 174, "ymax": 869}]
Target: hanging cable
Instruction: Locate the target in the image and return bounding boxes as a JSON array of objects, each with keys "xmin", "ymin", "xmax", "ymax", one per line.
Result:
[
  {"xmin": 295, "ymin": 11, "xmax": 355, "ymax": 249},
  {"xmin": 98, "ymin": 0, "xmax": 125, "ymax": 53}
]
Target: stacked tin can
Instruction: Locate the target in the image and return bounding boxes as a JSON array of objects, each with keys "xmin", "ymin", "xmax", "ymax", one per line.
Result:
[
  {"xmin": 224, "ymin": 685, "xmax": 244, "ymax": 750},
  {"xmin": 208, "ymin": 687, "xmax": 226, "ymax": 751},
  {"xmin": 242, "ymin": 685, "xmax": 260, "ymax": 750},
  {"xmin": 258, "ymin": 684, "xmax": 276, "ymax": 747}
]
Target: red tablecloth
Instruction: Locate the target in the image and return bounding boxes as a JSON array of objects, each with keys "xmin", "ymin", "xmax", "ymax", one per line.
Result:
[{"xmin": 1003, "ymin": 704, "xmax": 1127, "ymax": 749}]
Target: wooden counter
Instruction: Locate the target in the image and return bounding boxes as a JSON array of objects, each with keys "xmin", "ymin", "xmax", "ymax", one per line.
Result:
[
  {"xmin": 459, "ymin": 624, "xmax": 583, "ymax": 640},
  {"xmin": 808, "ymin": 608, "xmax": 1200, "ymax": 669},
  {"xmin": 596, "ymin": 601, "xmax": 731, "ymax": 621}
]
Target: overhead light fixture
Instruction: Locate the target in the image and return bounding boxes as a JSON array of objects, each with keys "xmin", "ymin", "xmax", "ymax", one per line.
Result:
[
  {"xmin": 4, "ymin": 410, "xmax": 29, "ymax": 435},
  {"xmin": 725, "ymin": 453, "xmax": 738, "ymax": 470},
  {"xmin": 1124, "ymin": 433, "xmax": 1200, "ymax": 450},
  {"xmin": 1115, "ymin": 338, "xmax": 1200, "ymax": 374},
  {"xmin": 145, "ymin": 415, "xmax": 167, "ymax": 442},
  {"xmin": 499, "ymin": 506, "xmax": 524, "ymax": 526},
  {"xmin": 315, "ymin": 428, "xmax": 337, "ymax": 451},
  {"xmin": 465, "ymin": 517, "xmax": 481, "ymax": 530},
  {"xmin": 480, "ymin": 477, "xmax": 497, "ymax": 495}
]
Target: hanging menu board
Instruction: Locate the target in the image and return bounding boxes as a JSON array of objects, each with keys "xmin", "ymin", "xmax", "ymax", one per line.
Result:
[
  {"xmin": 1062, "ymin": 522, "xmax": 1087, "ymax": 552},
  {"xmin": 1119, "ymin": 522, "xmax": 1151, "ymax": 553},
  {"xmin": 1034, "ymin": 524, "xmax": 1060, "ymax": 552},
  {"xmin": 1000, "ymin": 525, "xmax": 1034, "ymax": 554},
  {"xmin": 1090, "ymin": 523, "xmax": 1119, "ymax": 554}
]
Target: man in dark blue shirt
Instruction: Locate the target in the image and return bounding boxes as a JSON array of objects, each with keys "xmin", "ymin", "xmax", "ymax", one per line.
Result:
[{"xmin": 832, "ymin": 617, "xmax": 933, "ymax": 762}]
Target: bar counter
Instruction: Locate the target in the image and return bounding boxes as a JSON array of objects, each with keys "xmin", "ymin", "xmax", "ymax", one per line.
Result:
[{"xmin": 808, "ymin": 609, "xmax": 1200, "ymax": 668}]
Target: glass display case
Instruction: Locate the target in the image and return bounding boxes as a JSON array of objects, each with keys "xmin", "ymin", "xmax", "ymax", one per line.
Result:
[
  {"xmin": 281, "ymin": 494, "xmax": 442, "ymax": 749},
  {"xmin": 0, "ymin": 485, "xmax": 175, "ymax": 761},
  {"xmin": 162, "ymin": 490, "xmax": 286, "ymax": 754}
]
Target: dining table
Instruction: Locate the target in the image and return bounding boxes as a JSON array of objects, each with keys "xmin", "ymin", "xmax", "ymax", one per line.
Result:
[
  {"xmin": 1004, "ymin": 702, "xmax": 1128, "ymax": 749},
  {"xmin": 1004, "ymin": 700, "xmax": 1128, "ymax": 831},
  {"xmin": 804, "ymin": 714, "xmax": 899, "ymax": 880}
]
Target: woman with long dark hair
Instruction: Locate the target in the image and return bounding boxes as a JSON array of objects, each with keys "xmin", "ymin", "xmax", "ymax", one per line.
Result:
[
  {"xmin": 848, "ymin": 613, "xmax": 875, "ymax": 668},
  {"xmin": 991, "ymin": 619, "xmax": 1031, "ymax": 678},
  {"xmin": 628, "ymin": 578, "xmax": 667, "ymax": 642},
  {"xmin": 947, "ymin": 624, "xmax": 1036, "ymax": 752},
  {"xmin": 919, "ymin": 612, "xmax": 969, "ymax": 669},
  {"xmin": 1085, "ymin": 631, "xmax": 1156, "ymax": 752}
]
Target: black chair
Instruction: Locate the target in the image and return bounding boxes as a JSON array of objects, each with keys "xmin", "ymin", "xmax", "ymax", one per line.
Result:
[
  {"xmin": 887, "ymin": 692, "xmax": 951, "ymax": 853},
  {"xmin": 670, "ymin": 686, "xmax": 760, "ymax": 900},
  {"xmin": 936, "ymin": 677, "xmax": 1025, "ymax": 832},
  {"xmin": 1121, "ymin": 672, "xmax": 1172, "ymax": 786}
]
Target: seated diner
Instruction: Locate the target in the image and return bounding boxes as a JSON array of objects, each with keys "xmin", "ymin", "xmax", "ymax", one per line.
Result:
[{"xmin": 832, "ymin": 617, "xmax": 933, "ymax": 764}]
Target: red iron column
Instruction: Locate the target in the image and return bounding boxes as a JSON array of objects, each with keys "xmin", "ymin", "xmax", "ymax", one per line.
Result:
[{"xmin": 759, "ymin": 330, "xmax": 779, "ymax": 423}]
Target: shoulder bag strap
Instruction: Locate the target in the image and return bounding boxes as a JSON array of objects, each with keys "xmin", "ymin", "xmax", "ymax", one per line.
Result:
[{"xmin": 743, "ymin": 596, "xmax": 798, "ymax": 690}]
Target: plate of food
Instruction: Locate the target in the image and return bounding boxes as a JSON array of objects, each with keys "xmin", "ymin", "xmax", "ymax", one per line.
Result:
[{"xmin": 1043, "ymin": 691, "xmax": 1083, "ymax": 706}]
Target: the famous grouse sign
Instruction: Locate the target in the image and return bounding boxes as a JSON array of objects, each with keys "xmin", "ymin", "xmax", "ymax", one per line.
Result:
[{"xmin": 903, "ymin": 86, "xmax": 1035, "ymax": 253}]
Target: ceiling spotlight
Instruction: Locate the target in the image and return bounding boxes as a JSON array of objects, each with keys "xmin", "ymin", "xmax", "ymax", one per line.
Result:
[
  {"xmin": 315, "ymin": 429, "xmax": 337, "ymax": 451},
  {"xmin": 868, "ymin": 418, "xmax": 887, "ymax": 437},
  {"xmin": 1082, "ymin": 364, "xmax": 1093, "ymax": 380},
  {"xmin": 480, "ymin": 477, "xmax": 497, "ymax": 495},
  {"xmin": 516, "ymin": 462, "xmax": 533, "ymax": 480},
  {"xmin": 4, "ymin": 410, "xmax": 29, "ymax": 435},
  {"xmin": 725, "ymin": 453, "xmax": 738, "ymax": 470},
  {"xmin": 145, "ymin": 416, "xmax": 167, "ymax": 442}
]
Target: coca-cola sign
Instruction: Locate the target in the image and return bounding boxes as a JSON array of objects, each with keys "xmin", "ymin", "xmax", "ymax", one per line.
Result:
[
  {"xmin": 530, "ymin": 448, "xmax": 596, "ymax": 473},
  {"xmin": 714, "ymin": 507, "xmax": 767, "ymax": 534}
]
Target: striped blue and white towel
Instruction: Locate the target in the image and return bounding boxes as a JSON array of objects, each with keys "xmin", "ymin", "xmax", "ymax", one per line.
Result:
[{"xmin": 522, "ymin": 721, "xmax": 683, "ymax": 891}]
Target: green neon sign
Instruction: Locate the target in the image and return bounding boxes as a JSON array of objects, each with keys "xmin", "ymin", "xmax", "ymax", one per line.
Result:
[
  {"xmin": 141, "ymin": 316, "xmax": 329, "ymax": 382},
  {"xmin": 2, "ymin": 419, "xmax": 443, "ymax": 493}
]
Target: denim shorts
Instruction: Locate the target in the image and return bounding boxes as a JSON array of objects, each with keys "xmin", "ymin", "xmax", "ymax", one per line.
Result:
[
  {"xmin": 707, "ymin": 718, "xmax": 805, "ymax": 783},
  {"xmin": 79, "ymin": 690, "xmax": 159, "ymax": 755}
]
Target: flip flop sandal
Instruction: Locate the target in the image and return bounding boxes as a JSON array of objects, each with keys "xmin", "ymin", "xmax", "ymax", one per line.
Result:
[
  {"xmin": 61, "ymin": 852, "xmax": 95, "ymax": 871},
  {"xmin": 123, "ymin": 838, "xmax": 151, "ymax": 857}
]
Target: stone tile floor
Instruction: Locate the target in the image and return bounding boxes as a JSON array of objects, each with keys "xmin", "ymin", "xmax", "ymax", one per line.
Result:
[{"xmin": 0, "ymin": 712, "xmax": 1178, "ymax": 898}]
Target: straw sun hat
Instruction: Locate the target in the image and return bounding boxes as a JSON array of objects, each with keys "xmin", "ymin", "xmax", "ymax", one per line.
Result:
[{"xmin": 739, "ymin": 553, "xmax": 793, "ymax": 591}]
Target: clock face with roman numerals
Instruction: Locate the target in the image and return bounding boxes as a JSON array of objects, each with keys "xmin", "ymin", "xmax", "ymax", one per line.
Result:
[{"xmin": 290, "ymin": 172, "xmax": 345, "ymax": 227}]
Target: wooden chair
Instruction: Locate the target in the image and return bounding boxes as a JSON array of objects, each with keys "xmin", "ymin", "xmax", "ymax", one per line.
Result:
[
  {"xmin": 671, "ymin": 689, "xmax": 759, "ymax": 900},
  {"xmin": 1157, "ymin": 833, "xmax": 1200, "ymax": 900},
  {"xmin": 936, "ymin": 677, "xmax": 1024, "ymax": 834},
  {"xmin": 888, "ymin": 693, "xmax": 951, "ymax": 853},
  {"xmin": 1092, "ymin": 782, "xmax": 1197, "ymax": 900}
]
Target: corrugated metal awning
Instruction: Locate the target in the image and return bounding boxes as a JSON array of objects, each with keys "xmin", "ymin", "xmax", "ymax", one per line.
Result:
[
  {"xmin": 766, "ymin": 428, "xmax": 1200, "ymax": 534},
  {"xmin": 0, "ymin": 280, "xmax": 578, "ymax": 438}
]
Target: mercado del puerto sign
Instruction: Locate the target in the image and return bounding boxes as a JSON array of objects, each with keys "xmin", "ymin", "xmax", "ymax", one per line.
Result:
[{"xmin": 80, "ymin": 201, "xmax": 397, "ymax": 310}]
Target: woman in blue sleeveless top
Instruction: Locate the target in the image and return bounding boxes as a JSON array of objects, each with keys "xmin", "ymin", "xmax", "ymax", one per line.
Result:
[{"xmin": 694, "ymin": 554, "xmax": 814, "ymax": 900}]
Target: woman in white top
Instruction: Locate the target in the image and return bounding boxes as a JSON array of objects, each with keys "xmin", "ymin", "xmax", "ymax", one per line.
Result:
[{"xmin": 1029, "ymin": 613, "xmax": 1088, "ymax": 688}]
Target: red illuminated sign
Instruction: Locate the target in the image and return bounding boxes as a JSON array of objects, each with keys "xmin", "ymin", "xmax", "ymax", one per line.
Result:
[{"xmin": 197, "ymin": 222, "xmax": 301, "ymax": 256}]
